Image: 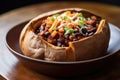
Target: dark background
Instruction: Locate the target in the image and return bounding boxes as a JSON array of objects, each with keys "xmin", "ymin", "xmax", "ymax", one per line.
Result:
[{"xmin": 0, "ymin": 0, "xmax": 120, "ymax": 14}]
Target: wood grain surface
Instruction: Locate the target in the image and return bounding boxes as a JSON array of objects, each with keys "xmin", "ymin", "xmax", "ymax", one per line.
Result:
[{"xmin": 0, "ymin": 1, "xmax": 120, "ymax": 80}]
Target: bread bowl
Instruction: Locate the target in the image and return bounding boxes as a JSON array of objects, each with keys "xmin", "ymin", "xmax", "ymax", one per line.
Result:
[{"xmin": 19, "ymin": 8, "xmax": 110, "ymax": 62}]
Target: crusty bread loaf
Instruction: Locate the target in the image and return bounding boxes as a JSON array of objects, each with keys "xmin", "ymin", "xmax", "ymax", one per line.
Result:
[{"xmin": 19, "ymin": 8, "xmax": 110, "ymax": 62}]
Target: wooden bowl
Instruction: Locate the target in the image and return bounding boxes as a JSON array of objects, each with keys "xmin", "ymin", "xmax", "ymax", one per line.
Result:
[{"xmin": 5, "ymin": 21, "xmax": 120, "ymax": 77}]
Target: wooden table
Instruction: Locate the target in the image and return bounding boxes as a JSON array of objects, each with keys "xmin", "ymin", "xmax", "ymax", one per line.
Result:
[{"xmin": 0, "ymin": 1, "xmax": 120, "ymax": 80}]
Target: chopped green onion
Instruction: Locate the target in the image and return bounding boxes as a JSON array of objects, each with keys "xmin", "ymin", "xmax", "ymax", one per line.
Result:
[
  {"xmin": 78, "ymin": 20, "xmax": 84, "ymax": 26},
  {"xmin": 54, "ymin": 14, "xmax": 59, "ymax": 18},
  {"xmin": 65, "ymin": 30, "xmax": 71, "ymax": 35},
  {"xmin": 80, "ymin": 17, "xmax": 86, "ymax": 21},
  {"xmin": 65, "ymin": 29, "xmax": 74, "ymax": 35},
  {"xmin": 79, "ymin": 13, "xmax": 83, "ymax": 17},
  {"xmin": 64, "ymin": 26, "xmax": 74, "ymax": 35},
  {"xmin": 64, "ymin": 26, "xmax": 69, "ymax": 31},
  {"xmin": 78, "ymin": 12, "xmax": 86, "ymax": 26},
  {"xmin": 69, "ymin": 28, "xmax": 74, "ymax": 33},
  {"xmin": 53, "ymin": 27, "xmax": 58, "ymax": 31},
  {"xmin": 62, "ymin": 16, "xmax": 68, "ymax": 20},
  {"xmin": 50, "ymin": 17, "xmax": 55, "ymax": 21}
]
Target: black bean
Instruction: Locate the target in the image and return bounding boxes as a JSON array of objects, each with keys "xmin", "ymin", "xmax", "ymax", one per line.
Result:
[
  {"xmin": 83, "ymin": 33, "xmax": 89, "ymax": 37},
  {"xmin": 35, "ymin": 29, "xmax": 40, "ymax": 34},
  {"xmin": 44, "ymin": 32, "xmax": 50, "ymax": 37},
  {"xmin": 74, "ymin": 32, "xmax": 82, "ymax": 36},
  {"xmin": 57, "ymin": 38, "xmax": 65, "ymax": 44},
  {"xmin": 88, "ymin": 27, "xmax": 96, "ymax": 33},
  {"xmin": 57, "ymin": 42, "xmax": 62, "ymax": 47},
  {"xmin": 93, "ymin": 28, "xmax": 96, "ymax": 32},
  {"xmin": 54, "ymin": 33, "xmax": 59, "ymax": 39},
  {"xmin": 81, "ymin": 28, "xmax": 88, "ymax": 34},
  {"xmin": 40, "ymin": 26, "xmax": 45, "ymax": 31},
  {"xmin": 64, "ymin": 34, "xmax": 69, "ymax": 40},
  {"xmin": 88, "ymin": 32, "xmax": 94, "ymax": 36}
]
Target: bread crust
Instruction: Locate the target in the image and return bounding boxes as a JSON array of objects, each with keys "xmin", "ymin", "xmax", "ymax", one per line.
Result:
[{"xmin": 19, "ymin": 8, "xmax": 110, "ymax": 61}]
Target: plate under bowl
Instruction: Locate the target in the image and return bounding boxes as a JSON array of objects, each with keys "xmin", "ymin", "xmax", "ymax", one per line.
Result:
[{"xmin": 5, "ymin": 21, "xmax": 120, "ymax": 77}]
